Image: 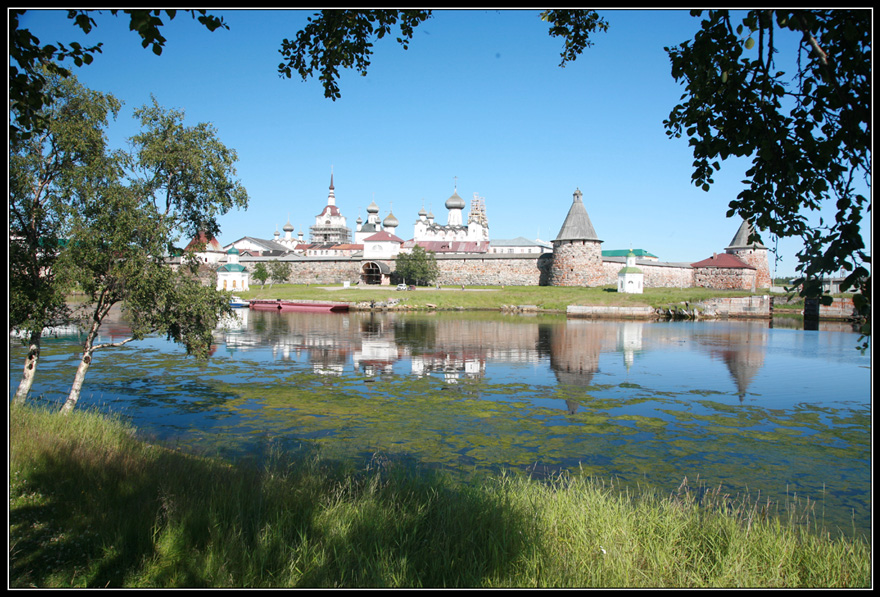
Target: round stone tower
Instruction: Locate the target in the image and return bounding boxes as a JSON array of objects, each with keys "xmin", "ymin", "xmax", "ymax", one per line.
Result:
[
  {"xmin": 550, "ymin": 188, "xmax": 604, "ymax": 286},
  {"xmin": 725, "ymin": 219, "xmax": 772, "ymax": 289}
]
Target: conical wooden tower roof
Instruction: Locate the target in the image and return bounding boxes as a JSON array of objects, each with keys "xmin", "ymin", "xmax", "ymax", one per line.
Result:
[
  {"xmin": 726, "ymin": 219, "xmax": 765, "ymax": 250},
  {"xmin": 554, "ymin": 188, "xmax": 601, "ymax": 242}
]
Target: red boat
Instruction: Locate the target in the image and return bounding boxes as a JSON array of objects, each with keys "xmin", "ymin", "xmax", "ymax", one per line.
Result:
[{"xmin": 248, "ymin": 299, "xmax": 350, "ymax": 313}]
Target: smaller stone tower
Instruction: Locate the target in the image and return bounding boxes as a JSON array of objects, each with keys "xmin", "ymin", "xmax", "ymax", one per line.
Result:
[
  {"xmin": 550, "ymin": 188, "xmax": 604, "ymax": 287},
  {"xmin": 725, "ymin": 219, "xmax": 771, "ymax": 289}
]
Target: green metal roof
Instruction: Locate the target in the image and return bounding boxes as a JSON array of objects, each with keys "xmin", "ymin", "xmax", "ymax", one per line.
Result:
[
  {"xmin": 603, "ymin": 249, "xmax": 657, "ymax": 258},
  {"xmin": 218, "ymin": 263, "xmax": 246, "ymax": 273}
]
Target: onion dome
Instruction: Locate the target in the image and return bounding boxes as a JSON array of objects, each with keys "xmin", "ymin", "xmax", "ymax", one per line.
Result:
[
  {"xmin": 367, "ymin": 200, "xmax": 380, "ymax": 214},
  {"xmin": 445, "ymin": 190, "xmax": 465, "ymax": 210},
  {"xmin": 283, "ymin": 219, "xmax": 295, "ymax": 232},
  {"xmin": 383, "ymin": 211, "xmax": 399, "ymax": 228}
]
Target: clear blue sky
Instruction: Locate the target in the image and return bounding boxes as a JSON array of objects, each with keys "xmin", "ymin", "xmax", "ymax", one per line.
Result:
[{"xmin": 16, "ymin": 9, "xmax": 870, "ymax": 277}]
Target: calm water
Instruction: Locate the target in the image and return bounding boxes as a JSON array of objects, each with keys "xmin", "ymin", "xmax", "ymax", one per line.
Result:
[{"xmin": 9, "ymin": 309, "xmax": 872, "ymax": 538}]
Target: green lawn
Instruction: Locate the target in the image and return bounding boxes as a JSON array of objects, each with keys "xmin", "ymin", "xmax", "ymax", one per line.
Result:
[{"xmin": 238, "ymin": 284, "xmax": 777, "ymax": 312}]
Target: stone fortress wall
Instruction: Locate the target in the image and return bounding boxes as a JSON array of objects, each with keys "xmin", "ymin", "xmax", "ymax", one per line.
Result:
[
  {"xmin": 243, "ymin": 250, "xmax": 747, "ymax": 290},
  {"xmin": 225, "ymin": 183, "xmax": 770, "ymax": 291}
]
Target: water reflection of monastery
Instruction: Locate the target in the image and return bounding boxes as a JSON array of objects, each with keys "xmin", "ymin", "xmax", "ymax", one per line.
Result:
[{"xmin": 216, "ymin": 312, "xmax": 770, "ymax": 403}]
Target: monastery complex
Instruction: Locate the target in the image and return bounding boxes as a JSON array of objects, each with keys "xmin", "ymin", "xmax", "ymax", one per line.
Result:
[{"xmin": 192, "ymin": 173, "xmax": 771, "ymax": 293}]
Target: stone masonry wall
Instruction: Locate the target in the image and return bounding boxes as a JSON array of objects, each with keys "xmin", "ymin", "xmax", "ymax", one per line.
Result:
[
  {"xmin": 729, "ymin": 248, "xmax": 772, "ymax": 288},
  {"xmin": 248, "ymin": 255, "xmax": 552, "ymax": 287},
  {"xmin": 600, "ymin": 261, "xmax": 694, "ymax": 288},
  {"xmin": 240, "ymin": 254, "xmax": 698, "ymax": 288},
  {"xmin": 697, "ymin": 295, "xmax": 772, "ymax": 318},
  {"xmin": 433, "ymin": 254, "xmax": 551, "ymax": 286},
  {"xmin": 262, "ymin": 259, "xmax": 363, "ymax": 285},
  {"xmin": 550, "ymin": 240, "xmax": 604, "ymax": 286},
  {"xmin": 693, "ymin": 266, "xmax": 757, "ymax": 290},
  {"xmin": 237, "ymin": 254, "xmax": 756, "ymax": 290}
]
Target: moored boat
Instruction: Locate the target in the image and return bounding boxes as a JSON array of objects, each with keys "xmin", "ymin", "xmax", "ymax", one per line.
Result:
[
  {"xmin": 230, "ymin": 296, "xmax": 250, "ymax": 308},
  {"xmin": 249, "ymin": 299, "xmax": 349, "ymax": 313}
]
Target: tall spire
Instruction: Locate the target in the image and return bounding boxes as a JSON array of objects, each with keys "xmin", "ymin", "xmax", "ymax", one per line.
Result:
[{"xmin": 327, "ymin": 167, "xmax": 336, "ymax": 206}]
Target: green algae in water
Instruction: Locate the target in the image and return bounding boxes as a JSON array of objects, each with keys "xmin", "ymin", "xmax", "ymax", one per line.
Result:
[{"xmin": 8, "ymin": 313, "xmax": 871, "ymax": 538}]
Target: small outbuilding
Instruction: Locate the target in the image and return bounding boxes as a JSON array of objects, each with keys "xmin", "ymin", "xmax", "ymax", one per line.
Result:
[
  {"xmin": 216, "ymin": 247, "xmax": 250, "ymax": 292},
  {"xmin": 617, "ymin": 250, "xmax": 644, "ymax": 294}
]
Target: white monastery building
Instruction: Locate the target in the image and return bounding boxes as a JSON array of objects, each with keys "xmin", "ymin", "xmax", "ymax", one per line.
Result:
[{"xmin": 190, "ymin": 170, "xmax": 770, "ymax": 292}]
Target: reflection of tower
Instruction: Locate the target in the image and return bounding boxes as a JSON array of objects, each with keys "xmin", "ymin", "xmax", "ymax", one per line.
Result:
[
  {"xmin": 709, "ymin": 322, "xmax": 768, "ymax": 402},
  {"xmin": 410, "ymin": 351, "xmax": 486, "ymax": 384},
  {"xmin": 548, "ymin": 320, "xmax": 607, "ymax": 387},
  {"xmin": 217, "ymin": 307, "xmax": 249, "ymax": 332},
  {"xmin": 617, "ymin": 321, "xmax": 644, "ymax": 374}
]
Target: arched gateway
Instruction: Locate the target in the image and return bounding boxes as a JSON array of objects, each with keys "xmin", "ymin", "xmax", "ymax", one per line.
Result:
[{"xmin": 361, "ymin": 260, "xmax": 391, "ymax": 285}]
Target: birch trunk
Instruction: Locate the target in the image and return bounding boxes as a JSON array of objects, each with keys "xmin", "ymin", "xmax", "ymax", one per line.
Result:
[
  {"xmin": 60, "ymin": 311, "xmax": 102, "ymax": 415},
  {"xmin": 59, "ymin": 302, "xmax": 134, "ymax": 415},
  {"xmin": 12, "ymin": 330, "xmax": 42, "ymax": 405},
  {"xmin": 59, "ymin": 350, "xmax": 94, "ymax": 415}
]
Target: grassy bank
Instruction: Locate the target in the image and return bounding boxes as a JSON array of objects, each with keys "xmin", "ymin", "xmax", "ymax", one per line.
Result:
[
  {"xmin": 238, "ymin": 284, "xmax": 777, "ymax": 313},
  {"xmin": 10, "ymin": 404, "xmax": 870, "ymax": 588}
]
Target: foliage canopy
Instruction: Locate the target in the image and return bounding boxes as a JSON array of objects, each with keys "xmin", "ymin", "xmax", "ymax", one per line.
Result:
[
  {"xmin": 276, "ymin": 9, "xmax": 609, "ymax": 100},
  {"xmin": 663, "ymin": 9, "xmax": 870, "ymax": 315},
  {"xmin": 395, "ymin": 245, "xmax": 440, "ymax": 286},
  {"xmin": 9, "ymin": 9, "xmax": 228, "ymax": 142}
]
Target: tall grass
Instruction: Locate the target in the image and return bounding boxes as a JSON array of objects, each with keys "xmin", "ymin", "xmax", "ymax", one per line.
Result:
[{"xmin": 10, "ymin": 404, "xmax": 870, "ymax": 588}]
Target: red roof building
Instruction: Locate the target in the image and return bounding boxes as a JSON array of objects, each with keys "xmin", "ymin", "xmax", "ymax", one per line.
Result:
[{"xmin": 691, "ymin": 253, "xmax": 755, "ymax": 269}]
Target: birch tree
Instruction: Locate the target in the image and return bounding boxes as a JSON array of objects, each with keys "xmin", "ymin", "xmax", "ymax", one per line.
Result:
[
  {"xmin": 59, "ymin": 100, "xmax": 249, "ymax": 414},
  {"xmin": 9, "ymin": 72, "xmax": 121, "ymax": 404}
]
